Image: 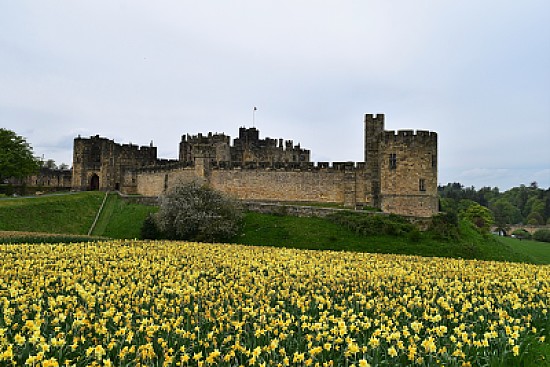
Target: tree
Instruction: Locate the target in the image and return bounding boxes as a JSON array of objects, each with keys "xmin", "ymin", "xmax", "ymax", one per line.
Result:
[
  {"xmin": 153, "ymin": 181, "xmax": 243, "ymax": 242},
  {"xmin": 490, "ymin": 198, "xmax": 521, "ymax": 226},
  {"xmin": 0, "ymin": 128, "xmax": 40, "ymax": 181},
  {"xmin": 43, "ymin": 159, "xmax": 57, "ymax": 169},
  {"xmin": 460, "ymin": 202, "xmax": 494, "ymax": 234}
]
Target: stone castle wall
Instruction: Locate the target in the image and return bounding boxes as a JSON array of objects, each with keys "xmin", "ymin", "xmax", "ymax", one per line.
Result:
[
  {"xmin": 68, "ymin": 114, "xmax": 439, "ymax": 217},
  {"xmin": 210, "ymin": 168, "xmax": 347, "ymax": 204},
  {"xmin": 379, "ymin": 129, "xmax": 438, "ymax": 216},
  {"xmin": 132, "ymin": 162, "xmax": 373, "ymax": 207}
]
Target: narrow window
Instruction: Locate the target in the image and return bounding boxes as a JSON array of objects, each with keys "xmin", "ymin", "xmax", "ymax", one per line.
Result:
[
  {"xmin": 431, "ymin": 154, "xmax": 437, "ymax": 169},
  {"xmin": 419, "ymin": 178, "xmax": 426, "ymax": 192},
  {"xmin": 389, "ymin": 153, "xmax": 397, "ymax": 169}
]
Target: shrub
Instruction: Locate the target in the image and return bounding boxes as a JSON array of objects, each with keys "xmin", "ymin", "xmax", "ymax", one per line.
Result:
[
  {"xmin": 327, "ymin": 211, "xmax": 416, "ymax": 237},
  {"xmin": 511, "ymin": 228, "xmax": 531, "ymax": 240},
  {"xmin": 141, "ymin": 214, "xmax": 161, "ymax": 240},
  {"xmin": 427, "ymin": 212, "xmax": 459, "ymax": 241},
  {"xmin": 154, "ymin": 181, "xmax": 243, "ymax": 242},
  {"xmin": 407, "ymin": 228, "xmax": 422, "ymax": 243},
  {"xmin": 459, "ymin": 202, "xmax": 494, "ymax": 235},
  {"xmin": 532, "ymin": 229, "xmax": 550, "ymax": 243}
]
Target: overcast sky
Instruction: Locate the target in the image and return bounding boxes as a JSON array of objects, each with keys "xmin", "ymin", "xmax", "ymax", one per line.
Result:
[{"xmin": 1, "ymin": 1, "xmax": 549, "ymax": 190}]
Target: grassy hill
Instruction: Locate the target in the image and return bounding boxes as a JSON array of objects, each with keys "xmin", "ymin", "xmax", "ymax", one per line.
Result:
[
  {"xmin": 236, "ymin": 212, "xmax": 543, "ymax": 264},
  {"xmin": 90, "ymin": 193, "xmax": 158, "ymax": 238},
  {"xmin": 0, "ymin": 192, "xmax": 104, "ymax": 234},
  {"xmin": 1, "ymin": 192, "xmax": 549, "ymax": 265}
]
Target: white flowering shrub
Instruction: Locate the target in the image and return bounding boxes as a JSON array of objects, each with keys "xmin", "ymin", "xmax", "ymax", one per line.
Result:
[{"xmin": 154, "ymin": 181, "xmax": 243, "ymax": 242}]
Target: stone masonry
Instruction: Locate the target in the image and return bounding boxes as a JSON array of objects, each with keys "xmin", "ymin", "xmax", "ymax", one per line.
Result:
[{"xmin": 70, "ymin": 114, "xmax": 439, "ymax": 217}]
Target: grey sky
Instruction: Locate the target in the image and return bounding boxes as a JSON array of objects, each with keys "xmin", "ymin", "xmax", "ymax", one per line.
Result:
[{"xmin": 1, "ymin": 1, "xmax": 549, "ymax": 190}]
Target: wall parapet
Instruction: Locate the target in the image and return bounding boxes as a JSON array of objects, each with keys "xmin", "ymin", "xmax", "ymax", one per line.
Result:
[
  {"xmin": 210, "ymin": 161, "xmax": 365, "ymax": 171},
  {"xmin": 383, "ymin": 130, "xmax": 437, "ymax": 145}
]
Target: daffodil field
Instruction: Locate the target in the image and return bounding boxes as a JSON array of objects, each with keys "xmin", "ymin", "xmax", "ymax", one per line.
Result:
[{"xmin": 1, "ymin": 241, "xmax": 548, "ymax": 366}]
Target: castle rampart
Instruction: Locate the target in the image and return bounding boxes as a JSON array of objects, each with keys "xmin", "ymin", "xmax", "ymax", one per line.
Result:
[{"xmin": 69, "ymin": 113, "xmax": 438, "ymax": 217}]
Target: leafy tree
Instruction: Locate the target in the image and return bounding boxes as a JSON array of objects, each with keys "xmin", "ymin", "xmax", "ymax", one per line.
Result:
[
  {"xmin": 0, "ymin": 128, "xmax": 40, "ymax": 181},
  {"xmin": 43, "ymin": 159, "xmax": 57, "ymax": 169},
  {"xmin": 439, "ymin": 182, "xmax": 550, "ymax": 226},
  {"xmin": 460, "ymin": 202, "xmax": 494, "ymax": 235},
  {"xmin": 153, "ymin": 181, "xmax": 243, "ymax": 242},
  {"xmin": 533, "ymin": 229, "xmax": 550, "ymax": 243},
  {"xmin": 490, "ymin": 198, "xmax": 521, "ymax": 227},
  {"xmin": 526, "ymin": 212, "xmax": 544, "ymax": 225}
]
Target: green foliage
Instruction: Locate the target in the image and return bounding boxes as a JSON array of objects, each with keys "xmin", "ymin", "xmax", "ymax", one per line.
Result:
[
  {"xmin": 154, "ymin": 181, "xmax": 244, "ymax": 242},
  {"xmin": 427, "ymin": 212, "xmax": 459, "ymax": 241},
  {"xmin": 512, "ymin": 228, "xmax": 532, "ymax": 240},
  {"xmin": 141, "ymin": 214, "xmax": 161, "ymax": 240},
  {"xmin": 0, "ymin": 128, "xmax": 40, "ymax": 180},
  {"xmin": 439, "ymin": 182, "xmax": 550, "ymax": 226},
  {"xmin": 459, "ymin": 202, "xmax": 494, "ymax": 235},
  {"xmin": 406, "ymin": 227, "xmax": 422, "ymax": 242},
  {"xmin": 232, "ymin": 212, "xmax": 541, "ymax": 263},
  {"xmin": 527, "ymin": 212, "xmax": 544, "ymax": 225},
  {"xmin": 490, "ymin": 198, "xmax": 522, "ymax": 227},
  {"xmin": 533, "ymin": 229, "xmax": 550, "ymax": 243},
  {"xmin": 326, "ymin": 211, "xmax": 416, "ymax": 237}
]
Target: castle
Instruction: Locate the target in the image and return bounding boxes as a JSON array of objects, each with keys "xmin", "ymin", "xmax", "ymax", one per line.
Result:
[{"xmin": 70, "ymin": 114, "xmax": 438, "ymax": 217}]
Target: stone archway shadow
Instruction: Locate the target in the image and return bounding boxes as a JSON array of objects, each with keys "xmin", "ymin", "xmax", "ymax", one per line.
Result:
[{"xmin": 90, "ymin": 173, "xmax": 100, "ymax": 191}]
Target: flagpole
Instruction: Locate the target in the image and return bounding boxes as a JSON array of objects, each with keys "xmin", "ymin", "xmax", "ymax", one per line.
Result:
[{"xmin": 253, "ymin": 107, "xmax": 257, "ymax": 128}]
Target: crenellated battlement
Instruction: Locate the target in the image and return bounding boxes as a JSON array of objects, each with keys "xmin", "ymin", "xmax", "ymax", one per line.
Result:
[
  {"xmin": 383, "ymin": 129, "xmax": 437, "ymax": 145},
  {"xmin": 135, "ymin": 160, "xmax": 367, "ymax": 174},
  {"xmin": 181, "ymin": 132, "xmax": 230, "ymax": 144},
  {"xmin": 364, "ymin": 113, "xmax": 385, "ymax": 124},
  {"xmin": 75, "ymin": 135, "xmax": 157, "ymax": 153}
]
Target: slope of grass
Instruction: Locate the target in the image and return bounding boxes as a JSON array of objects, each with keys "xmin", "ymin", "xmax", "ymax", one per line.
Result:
[
  {"xmin": 496, "ymin": 235, "xmax": 550, "ymax": 265},
  {"xmin": 91, "ymin": 193, "xmax": 157, "ymax": 239},
  {"xmin": 232, "ymin": 213, "xmax": 542, "ymax": 264},
  {"xmin": 2, "ymin": 193, "xmax": 550, "ymax": 266},
  {"xmin": 0, "ymin": 192, "xmax": 104, "ymax": 234}
]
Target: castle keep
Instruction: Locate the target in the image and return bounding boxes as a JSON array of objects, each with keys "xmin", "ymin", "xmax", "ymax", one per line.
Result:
[{"xmin": 72, "ymin": 114, "xmax": 438, "ymax": 217}]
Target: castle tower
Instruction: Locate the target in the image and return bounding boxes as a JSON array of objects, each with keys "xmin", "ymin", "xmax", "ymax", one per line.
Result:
[
  {"xmin": 364, "ymin": 114, "xmax": 385, "ymax": 208},
  {"xmin": 72, "ymin": 135, "xmax": 158, "ymax": 192},
  {"xmin": 379, "ymin": 130, "xmax": 438, "ymax": 216}
]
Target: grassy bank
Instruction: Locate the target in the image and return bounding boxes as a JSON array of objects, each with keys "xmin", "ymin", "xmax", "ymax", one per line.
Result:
[
  {"xmin": 0, "ymin": 192, "xmax": 104, "ymax": 234},
  {"xmin": 234, "ymin": 212, "xmax": 537, "ymax": 263},
  {"xmin": 496, "ymin": 235, "xmax": 550, "ymax": 265},
  {"xmin": 91, "ymin": 193, "xmax": 158, "ymax": 239},
  {"xmin": 1, "ymin": 193, "xmax": 549, "ymax": 265}
]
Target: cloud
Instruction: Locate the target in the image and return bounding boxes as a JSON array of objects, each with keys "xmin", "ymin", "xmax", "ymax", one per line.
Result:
[{"xmin": 1, "ymin": 1, "xmax": 549, "ymax": 190}]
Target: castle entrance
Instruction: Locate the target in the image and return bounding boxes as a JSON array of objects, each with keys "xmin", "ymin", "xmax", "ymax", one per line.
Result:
[{"xmin": 90, "ymin": 174, "xmax": 100, "ymax": 191}]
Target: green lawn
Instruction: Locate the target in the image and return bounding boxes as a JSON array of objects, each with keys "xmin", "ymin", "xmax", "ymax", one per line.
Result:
[
  {"xmin": 496, "ymin": 235, "xmax": 550, "ymax": 265},
  {"xmin": 91, "ymin": 193, "xmax": 157, "ymax": 239},
  {"xmin": 0, "ymin": 192, "xmax": 104, "ymax": 234},
  {"xmin": 232, "ymin": 213, "xmax": 542, "ymax": 264},
  {"xmin": 2, "ymin": 193, "xmax": 550, "ymax": 266}
]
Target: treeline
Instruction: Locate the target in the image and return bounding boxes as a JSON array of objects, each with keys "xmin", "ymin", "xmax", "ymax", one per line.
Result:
[{"xmin": 438, "ymin": 182, "xmax": 550, "ymax": 226}]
